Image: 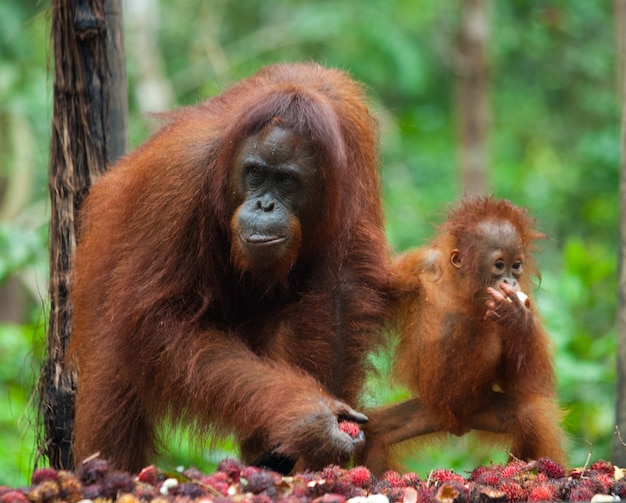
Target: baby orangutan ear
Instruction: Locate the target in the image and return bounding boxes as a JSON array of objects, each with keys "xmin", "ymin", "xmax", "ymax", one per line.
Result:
[{"xmin": 450, "ymin": 249, "xmax": 462, "ymax": 269}]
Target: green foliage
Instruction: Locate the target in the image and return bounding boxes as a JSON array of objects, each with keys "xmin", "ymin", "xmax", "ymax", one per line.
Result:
[
  {"xmin": 0, "ymin": 323, "xmax": 41, "ymax": 486},
  {"xmin": 0, "ymin": 0, "xmax": 620, "ymax": 487}
]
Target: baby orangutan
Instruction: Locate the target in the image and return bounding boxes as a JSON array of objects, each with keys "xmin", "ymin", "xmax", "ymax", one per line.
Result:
[{"xmin": 360, "ymin": 197, "xmax": 567, "ymax": 474}]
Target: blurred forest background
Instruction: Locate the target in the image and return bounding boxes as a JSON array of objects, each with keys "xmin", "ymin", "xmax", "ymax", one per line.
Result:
[{"xmin": 0, "ymin": 0, "xmax": 621, "ymax": 488}]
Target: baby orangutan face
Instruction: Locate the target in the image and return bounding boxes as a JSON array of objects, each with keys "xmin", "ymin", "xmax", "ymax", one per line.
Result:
[{"xmin": 448, "ymin": 218, "xmax": 530, "ymax": 311}]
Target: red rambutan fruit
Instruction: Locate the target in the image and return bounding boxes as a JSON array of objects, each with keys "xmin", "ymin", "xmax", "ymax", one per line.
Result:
[
  {"xmin": 380, "ymin": 470, "xmax": 404, "ymax": 488},
  {"xmin": 77, "ymin": 457, "xmax": 110, "ymax": 484},
  {"xmin": 470, "ymin": 465, "xmax": 493, "ymax": 482},
  {"xmin": 416, "ymin": 484, "xmax": 439, "ymax": 503},
  {"xmin": 321, "ymin": 465, "xmax": 347, "ymax": 482},
  {"xmin": 81, "ymin": 483, "xmax": 104, "ymax": 499},
  {"xmin": 402, "ymin": 472, "xmax": 421, "ymax": 488},
  {"xmin": 429, "ymin": 468, "xmax": 464, "ymax": 485},
  {"xmin": 528, "ymin": 482, "xmax": 558, "ymax": 502},
  {"xmin": 102, "ymin": 471, "xmax": 136, "ymax": 500},
  {"xmin": 31, "ymin": 468, "xmax": 59, "ymax": 486},
  {"xmin": 241, "ymin": 466, "xmax": 263, "ymax": 480},
  {"xmin": 569, "ymin": 485, "xmax": 595, "ymax": 501},
  {"xmin": 590, "ymin": 460, "xmax": 614, "ymax": 476},
  {"xmin": 200, "ymin": 473, "xmax": 230, "ymax": 496},
  {"xmin": 218, "ymin": 458, "xmax": 243, "ymax": 482},
  {"xmin": 339, "ymin": 421, "xmax": 361, "ymax": 440},
  {"xmin": 472, "ymin": 470, "xmax": 502, "ymax": 488},
  {"xmin": 0, "ymin": 491, "xmax": 29, "ymax": 503},
  {"xmin": 612, "ymin": 478, "xmax": 626, "ymax": 499},
  {"xmin": 346, "ymin": 466, "xmax": 372, "ymax": 488},
  {"xmin": 499, "ymin": 480, "xmax": 525, "ymax": 502},
  {"xmin": 536, "ymin": 457, "xmax": 566, "ymax": 479},
  {"xmin": 501, "ymin": 460, "xmax": 529, "ymax": 480},
  {"xmin": 242, "ymin": 470, "xmax": 279, "ymax": 497},
  {"xmin": 174, "ymin": 482, "xmax": 207, "ymax": 499},
  {"xmin": 594, "ymin": 473, "xmax": 613, "ymax": 494}
]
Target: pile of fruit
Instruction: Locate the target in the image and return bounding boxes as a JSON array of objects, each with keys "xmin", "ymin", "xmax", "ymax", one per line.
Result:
[{"xmin": 1, "ymin": 457, "xmax": 625, "ymax": 503}]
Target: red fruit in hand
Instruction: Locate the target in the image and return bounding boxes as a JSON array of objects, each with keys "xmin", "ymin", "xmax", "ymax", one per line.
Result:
[{"xmin": 339, "ymin": 420, "xmax": 361, "ymax": 439}]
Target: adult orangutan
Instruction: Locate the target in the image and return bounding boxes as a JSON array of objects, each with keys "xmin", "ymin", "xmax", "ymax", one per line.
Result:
[
  {"xmin": 360, "ymin": 197, "xmax": 566, "ymax": 474},
  {"xmin": 68, "ymin": 63, "xmax": 391, "ymax": 474}
]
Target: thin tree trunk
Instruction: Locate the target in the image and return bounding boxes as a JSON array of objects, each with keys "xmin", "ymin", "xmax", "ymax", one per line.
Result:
[
  {"xmin": 614, "ymin": 0, "xmax": 626, "ymax": 469},
  {"xmin": 41, "ymin": 0, "xmax": 127, "ymax": 470},
  {"xmin": 455, "ymin": 0, "xmax": 490, "ymax": 196}
]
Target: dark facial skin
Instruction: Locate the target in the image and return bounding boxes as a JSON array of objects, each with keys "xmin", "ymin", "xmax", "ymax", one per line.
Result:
[
  {"xmin": 231, "ymin": 124, "xmax": 324, "ymax": 273},
  {"xmin": 475, "ymin": 219, "xmax": 524, "ymax": 292},
  {"xmin": 472, "ymin": 219, "xmax": 531, "ymax": 316},
  {"xmin": 451, "ymin": 219, "xmax": 528, "ymax": 312}
]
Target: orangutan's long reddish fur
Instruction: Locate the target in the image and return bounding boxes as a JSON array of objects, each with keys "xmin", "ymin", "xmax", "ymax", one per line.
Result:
[
  {"xmin": 68, "ymin": 63, "xmax": 391, "ymax": 472},
  {"xmin": 362, "ymin": 198, "xmax": 566, "ymax": 474}
]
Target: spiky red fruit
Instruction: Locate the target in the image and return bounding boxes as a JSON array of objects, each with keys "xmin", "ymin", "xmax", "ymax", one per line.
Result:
[
  {"xmin": 402, "ymin": 472, "xmax": 421, "ymax": 488},
  {"xmin": 472, "ymin": 470, "xmax": 502, "ymax": 488},
  {"xmin": 499, "ymin": 480, "xmax": 526, "ymax": 502},
  {"xmin": 590, "ymin": 459, "xmax": 614, "ymax": 476},
  {"xmin": 339, "ymin": 421, "xmax": 361, "ymax": 439},
  {"xmin": 218, "ymin": 458, "xmax": 243, "ymax": 482},
  {"xmin": 241, "ymin": 470, "xmax": 279, "ymax": 497},
  {"xmin": 0, "ymin": 491, "xmax": 29, "ymax": 503},
  {"xmin": 200, "ymin": 472, "xmax": 230, "ymax": 496},
  {"xmin": 612, "ymin": 479, "xmax": 626, "ymax": 499},
  {"xmin": 81, "ymin": 484, "xmax": 103, "ymax": 499},
  {"xmin": 501, "ymin": 460, "xmax": 529, "ymax": 479},
  {"xmin": 536, "ymin": 457, "xmax": 566, "ymax": 479},
  {"xmin": 380, "ymin": 470, "xmax": 404, "ymax": 488},
  {"xmin": 174, "ymin": 482, "xmax": 207, "ymax": 499},
  {"xmin": 469, "ymin": 465, "xmax": 492, "ymax": 482},
  {"xmin": 346, "ymin": 466, "xmax": 371, "ymax": 488},
  {"xmin": 429, "ymin": 468, "xmax": 464, "ymax": 485},
  {"xmin": 321, "ymin": 465, "xmax": 347, "ymax": 482},
  {"xmin": 102, "ymin": 471, "xmax": 135, "ymax": 499},
  {"xmin": 31, "ymin": 468, "xmax": 59, "ymax": 485},
  {"xmin": 568, "ymin": 486, "xmax": 594, "ymax": 502},
  {"xmin": 77, "ymin": 458, "xmax": 110, "ymax": 484},
  {"xmin": 593, "ymin": 473, "xmax": 613, "ymax": 494},
  {"xmin": 528, "ymin": 482, "xmax": 558, "ymax": 502}
]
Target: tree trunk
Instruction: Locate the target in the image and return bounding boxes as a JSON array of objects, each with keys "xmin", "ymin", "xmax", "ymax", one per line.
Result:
[
  {"xmin": 614, "ymin": 0, "xmax": 626, "ymax": 469},
  {"xmin": 41, "ymin": 0, "xmax": 127, "ymax": 470},
  {"xmin": 455, "ymin": 0, "xmax": 490, "ymax": 196}
]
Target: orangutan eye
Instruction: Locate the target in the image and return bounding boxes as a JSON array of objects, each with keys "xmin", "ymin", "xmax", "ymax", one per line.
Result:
[{"xmin": 248, "ymin": 166, "xmax": 263, "ymax": 179}]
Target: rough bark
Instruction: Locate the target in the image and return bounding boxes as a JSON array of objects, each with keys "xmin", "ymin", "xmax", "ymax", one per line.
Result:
[{"xmin": 41, "ymin": 0, "xmax": 127, "ymax": 469}]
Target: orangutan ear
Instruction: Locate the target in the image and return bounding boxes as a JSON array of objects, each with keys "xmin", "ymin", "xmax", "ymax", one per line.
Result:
[{"xmin": 450, "ymin": 249, "xmax": 462, "ymax": 269}]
